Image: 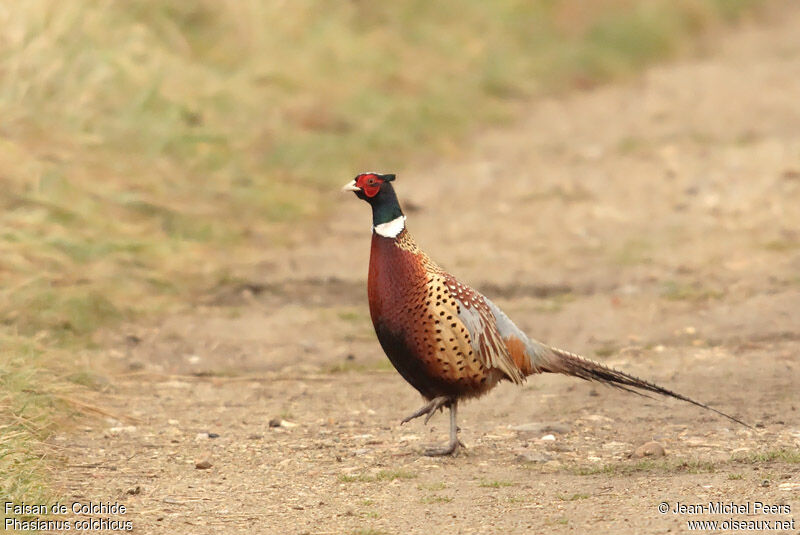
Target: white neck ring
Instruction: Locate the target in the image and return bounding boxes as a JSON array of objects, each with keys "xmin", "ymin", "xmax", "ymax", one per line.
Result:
[{"xmin": 373, "ymin": 215, "xmax": 406, "ymax": 238}]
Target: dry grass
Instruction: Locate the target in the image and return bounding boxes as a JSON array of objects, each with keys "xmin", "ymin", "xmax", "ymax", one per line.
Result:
[
  {"xmin": 0, "ymin": 335, "xmax": 61, "ymax": 503},
  {"xmin": 0, "ymin": 0, "xmax": 763, "ymax": 503}
]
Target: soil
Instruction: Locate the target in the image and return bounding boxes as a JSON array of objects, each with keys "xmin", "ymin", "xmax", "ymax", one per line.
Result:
[{"xmin": 52, "ymin": 7, "xmax": 800, "ymax": 534}]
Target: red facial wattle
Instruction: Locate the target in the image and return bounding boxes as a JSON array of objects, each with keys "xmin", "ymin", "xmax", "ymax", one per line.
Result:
[{"xmin": 356, "ymin": 174, "xmax": 382, "ymax": 198}]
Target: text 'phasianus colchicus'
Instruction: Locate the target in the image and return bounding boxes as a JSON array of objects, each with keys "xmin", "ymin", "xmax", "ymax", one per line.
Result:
[{"xmin": 343, "ymin": 173, "xmax": 748, "ymax": 456}]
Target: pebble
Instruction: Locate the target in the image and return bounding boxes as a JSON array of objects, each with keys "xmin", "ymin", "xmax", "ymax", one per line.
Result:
[
  {"xmin": 195, "ymin": 459, "xmax": 213, "ymax": 470},
  {"xmin": 269, "ymin": 418, "xmax": 298, "ymax": 428},
  {"xmin": 632, "ymin": 441, "xmax": 666, "ymax": 459}
]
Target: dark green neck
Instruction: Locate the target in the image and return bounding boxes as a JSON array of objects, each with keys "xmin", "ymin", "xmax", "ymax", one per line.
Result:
[{"xmin": 370, "ymin": 184, "xmax": 404, "ymax": 227}]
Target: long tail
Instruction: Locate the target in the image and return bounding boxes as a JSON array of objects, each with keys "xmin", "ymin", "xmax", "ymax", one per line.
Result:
[{"xmin": 538, "ymin": 346, "xmax": 751, "ymax": 429}]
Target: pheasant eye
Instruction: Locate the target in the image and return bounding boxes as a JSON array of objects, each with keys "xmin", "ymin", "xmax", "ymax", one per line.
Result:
[{"xmin": 357, "ymin": 173, "xmax": 384, "ymax": 197}]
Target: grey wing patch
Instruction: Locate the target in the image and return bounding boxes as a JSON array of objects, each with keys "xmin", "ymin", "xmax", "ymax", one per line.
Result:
[
  {"xmin": 446, "ymin": 279, "xmax": 525, "ymax": 384},
  {"xmin": 483, "ymin": 296, "xmax": 551, "ymax": 374}
]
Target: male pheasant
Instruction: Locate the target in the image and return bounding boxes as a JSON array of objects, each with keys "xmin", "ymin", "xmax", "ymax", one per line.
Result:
[{"xmin": 343, "ymin": 172, "xmax": 748, "ymax": 456}]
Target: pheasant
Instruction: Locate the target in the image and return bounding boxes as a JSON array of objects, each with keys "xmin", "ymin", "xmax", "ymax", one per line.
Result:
[{"xmin": 342, "ymin": 172, "xmax": 748, "ymax": 456}]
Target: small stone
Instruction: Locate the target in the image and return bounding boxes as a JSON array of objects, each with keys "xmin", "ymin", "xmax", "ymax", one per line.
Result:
[
  {"xmin": 126, "ymin": 486, "xmax": 141, "ymax": 495},
  {"xmin": 632, "ymin": 441, "xmax": 666, "ymax": 459},
  {"xmin": 761, "ymin": 479, "xmax": 770, "ymax": 488},
  {"xmin": 541, "ymin": 434, "xmax": 556, "ymax": 441},
  {"xmin": 207, "ymin": 432, "xmax": 220, "ymax": 439},
  {"xmin": 269, "ymin": 419, "xmax": 298, "ymax": 428},
  {"xmin": 195, "ymin": 459, "xmax": 213, "ymax": 470}
]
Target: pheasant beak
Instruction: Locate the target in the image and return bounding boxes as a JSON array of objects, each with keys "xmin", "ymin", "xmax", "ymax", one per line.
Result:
[{"xmin": 341, "ymin": 180, "xmax": 360, "ymax": 193}]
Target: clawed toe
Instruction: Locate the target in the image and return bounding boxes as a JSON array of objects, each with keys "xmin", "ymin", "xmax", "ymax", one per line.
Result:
[
  {"xmin": 424, "ymin": 447, "xmax": 456, "ymax": 457},
  {"xmin": 400, "ymin": 396, "xmax": 450, "ymax": 425},
  {"xmin": 423, "ymin": 440, "xmax": 462, "ymax": 457}
]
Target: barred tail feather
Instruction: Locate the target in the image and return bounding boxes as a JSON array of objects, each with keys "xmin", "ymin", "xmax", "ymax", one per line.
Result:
[{"xmin": 540, "ymin": 347, "xmax": 751, "ymax": 429}]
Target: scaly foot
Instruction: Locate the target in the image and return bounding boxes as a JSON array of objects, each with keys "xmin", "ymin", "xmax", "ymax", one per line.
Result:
[{"xmin": 423, "ymin": 438, "xmax": 466, "ymax": 457}]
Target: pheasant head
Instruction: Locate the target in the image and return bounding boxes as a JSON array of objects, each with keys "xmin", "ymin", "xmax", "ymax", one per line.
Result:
[{"xmin": 342, "ymin": 172, "xmax": 405, "ymax": 237}]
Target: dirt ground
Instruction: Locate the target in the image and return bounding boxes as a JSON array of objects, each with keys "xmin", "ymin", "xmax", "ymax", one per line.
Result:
[{"xmin": 52, "ymin": 7, "xmax": 800, "ymax": 535}]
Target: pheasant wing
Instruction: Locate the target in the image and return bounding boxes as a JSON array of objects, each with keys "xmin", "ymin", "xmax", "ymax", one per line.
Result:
[{"xmin": 426, "ymin": 272, "xmax": 525, "ymax": 384}]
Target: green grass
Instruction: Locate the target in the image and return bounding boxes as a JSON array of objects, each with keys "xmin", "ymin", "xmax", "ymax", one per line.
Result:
[
  {"xmin": 571, "ymin": 449, "xmax": 800, "ymax": 477},
  {"xmin": 572, "ymin": 458, "xmax": 719, "ymax": 476},
  {"xmin": 0, "ymin": 0, "xmax": 764, "ymax": 503},
  {"xmin": 420, "ymin": 495, "xmax": 454, "ymax": 504},
  {"xmin": 339, "ymin": 469, "xmax": 417, "ymax": 483},
  {"xmin": 558, "ymin": 493, "xmax": 590, "ymax": 501},
  {"xmin": 478, "ymin": 479, "xmax": 516, "ymax": 488},
  {"xmin": 733, "ymin": 448, "xmax": 800, "ymax": 464},
  {"xmin": 417, "ymin": 482, "xmax": 447, "ymax": 491}
]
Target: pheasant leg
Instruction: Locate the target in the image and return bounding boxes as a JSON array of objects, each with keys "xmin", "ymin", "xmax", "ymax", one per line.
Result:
[{"xmin": 423, "ymin": 401, "xmax": 463, "ymax": 456}]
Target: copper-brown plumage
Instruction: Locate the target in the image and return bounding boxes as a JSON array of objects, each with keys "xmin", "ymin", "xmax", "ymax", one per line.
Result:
[{"xmin": 345, "ymin": 173, "xmax": 749, "ymax": 456}]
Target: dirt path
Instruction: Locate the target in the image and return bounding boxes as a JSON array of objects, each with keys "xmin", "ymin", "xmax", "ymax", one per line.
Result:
[{"xmin": 54, "ymin": 7, "xmax": 800, "ymax": 534}]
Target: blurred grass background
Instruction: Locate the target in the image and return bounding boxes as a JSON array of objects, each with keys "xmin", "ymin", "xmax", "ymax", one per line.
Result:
[{"xmin": 0, "ymin": 0, "xmax": 762, "ymax": 500}]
